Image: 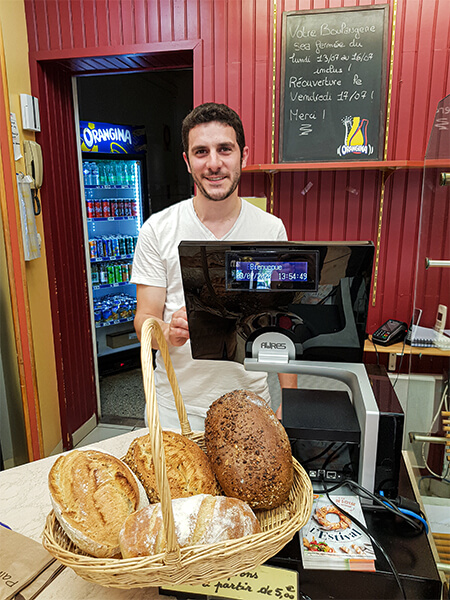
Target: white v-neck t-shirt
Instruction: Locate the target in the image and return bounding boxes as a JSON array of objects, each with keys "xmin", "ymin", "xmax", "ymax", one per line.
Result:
[{"xmin": 131, "ymin": 198, "xmax": 287, "ymax": 424}]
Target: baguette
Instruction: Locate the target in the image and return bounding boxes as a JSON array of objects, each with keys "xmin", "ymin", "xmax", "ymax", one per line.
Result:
[
  {"xmin": 119, "ymin": 494, "xmax": 261, "ymax": 558},
  {"xmin": 48, "ymin": 449, "xmax": 148, "ymax": 558}
]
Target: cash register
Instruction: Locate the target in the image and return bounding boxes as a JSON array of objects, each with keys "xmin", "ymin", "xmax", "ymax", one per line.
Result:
[
  {"xmin": 178, "ymin": 240, "xmax": 441, "ymax": 600},
  {"xmin": 178, "ymin": 241, "xmax": 403, "ymax": 498}
]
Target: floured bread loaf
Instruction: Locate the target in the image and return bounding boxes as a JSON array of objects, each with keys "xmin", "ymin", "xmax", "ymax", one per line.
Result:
[
  {"xmin": 119, "ymin": 494, "xmax": 260, "ymax": 557},
  {"xmin": 48, "ymin": 449, "xmax": 148, "ymax": 558},
  {"xmin": 123, "ymin": 431, "xmax": 219, "ymax": 503},
  {"xmin": 204, "ymin": 390, "xmax": 294, "ymax": 510}
]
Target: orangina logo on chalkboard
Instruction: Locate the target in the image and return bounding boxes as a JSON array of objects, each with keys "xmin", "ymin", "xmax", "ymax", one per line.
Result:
[{"xmin": 337, "ymin": 116, "xmax": 373, "ymax": 157}]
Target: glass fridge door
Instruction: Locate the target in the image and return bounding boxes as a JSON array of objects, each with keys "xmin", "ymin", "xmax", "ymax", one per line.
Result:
[
  {"xmin": 403, "ymin": 94, "xmax": 450, "ymax": 581},
  {"xmin": 83, "ymin": 156, "xmax": 143, "ymax": 360}
]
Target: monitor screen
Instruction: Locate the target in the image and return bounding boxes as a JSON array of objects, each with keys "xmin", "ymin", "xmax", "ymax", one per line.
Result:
[
  {"xmin": 225, "ymin": 249, "xmax": 319, "ymax": 292},
  {"xmin": 178, "ymin": 241, "xmax": 374, "ymax": 365}
]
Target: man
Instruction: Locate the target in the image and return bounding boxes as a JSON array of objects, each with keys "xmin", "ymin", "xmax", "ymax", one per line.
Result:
[{"xmin": 131, "ymin": 102, "xmax": 296, "ymax": 429}]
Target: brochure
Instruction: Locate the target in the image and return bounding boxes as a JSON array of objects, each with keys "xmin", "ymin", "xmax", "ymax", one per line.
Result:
[{"xmin": 300, "ymin": 493, "xmax": 376, "ymax": 571}]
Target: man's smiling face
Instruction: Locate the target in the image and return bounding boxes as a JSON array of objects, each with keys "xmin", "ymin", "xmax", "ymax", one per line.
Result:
[{"xmin": 184, "ymin": 121, "xmax": 249, "ymax": 202}]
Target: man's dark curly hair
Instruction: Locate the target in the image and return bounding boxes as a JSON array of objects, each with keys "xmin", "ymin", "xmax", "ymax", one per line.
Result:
[{"xmin": 181, "ymin": 102, "xmax": 246, "ymax": 158}]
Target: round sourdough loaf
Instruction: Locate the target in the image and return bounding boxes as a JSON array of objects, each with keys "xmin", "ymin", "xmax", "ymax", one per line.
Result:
[
  {"xmin": 123, "ymin": 431, "xmax": 219, "ymax": 503},
  {"xmin": 204, "ymin": 390, "xmax": 294, "ymax": 510},
  {"xmin": 48, "ymin": 449, "xmax": 148, "ymax": 558},
  {"xmin": 119, "ymin": 493, "xmax": 261, "ymax": 558}
]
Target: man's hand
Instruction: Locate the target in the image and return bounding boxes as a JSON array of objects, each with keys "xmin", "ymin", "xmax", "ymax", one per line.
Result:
[{"xmin": 167, "ymin": 307, "xmax": 190, "ymax": 347}]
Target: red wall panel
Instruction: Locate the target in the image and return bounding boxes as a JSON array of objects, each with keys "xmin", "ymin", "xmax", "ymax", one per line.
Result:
[{"xmin": 22, "ymin": 0, "xmax": 449, "ymax": 439}]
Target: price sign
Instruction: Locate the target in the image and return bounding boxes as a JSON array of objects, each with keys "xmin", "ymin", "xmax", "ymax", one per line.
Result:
[{"xmin": 161, "ymin": 565, "xmax": 298, "ymax": 600}]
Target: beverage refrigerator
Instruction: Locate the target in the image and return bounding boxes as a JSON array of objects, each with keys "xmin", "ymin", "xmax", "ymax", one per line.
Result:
[{"xmin": 79, "ymin": 120, "xmax": 148, "ymax": 371}]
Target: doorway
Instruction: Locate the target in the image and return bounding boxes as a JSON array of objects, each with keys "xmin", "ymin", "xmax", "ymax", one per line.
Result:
[{"xmin": 75, "ymin": 69, "xmax": 193, "ymax": 425}]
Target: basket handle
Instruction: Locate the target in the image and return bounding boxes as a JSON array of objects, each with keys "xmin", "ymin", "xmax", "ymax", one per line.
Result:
[{"xmin": 140, "ymin": 317, "xmax": 192, "ymax": 558}]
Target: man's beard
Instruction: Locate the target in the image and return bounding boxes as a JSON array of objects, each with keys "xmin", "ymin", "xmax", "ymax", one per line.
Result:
[{"xmin": 192, "ymin": 168, "xmax": 241, "ymax": 201}]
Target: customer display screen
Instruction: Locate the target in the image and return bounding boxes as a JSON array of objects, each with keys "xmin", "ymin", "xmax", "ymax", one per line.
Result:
[{"xmin": 226, "ymin": 250, "xmax": 319, "ymax": 291}]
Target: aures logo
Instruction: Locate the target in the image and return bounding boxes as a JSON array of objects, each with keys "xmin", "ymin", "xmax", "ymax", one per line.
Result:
[{"xmin": 260, "ymin": 342, "xmax": 287, "ymax": 350}]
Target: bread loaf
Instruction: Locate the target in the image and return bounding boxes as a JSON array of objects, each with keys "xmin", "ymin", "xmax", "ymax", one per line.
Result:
[
  {"xmin": 119, "ymin": 494, "xmax": 260, "ymax": 558},
  {"xmin": 48, "ymin": 449, "xmax": 148, "ymax": 558},
  {"xmin": 204, "ymin": 390, "xmax": 294, "ymax": 510},
  {"xmin": 123, "ymin": 431, "xmax": 219, "ymax": 503}
]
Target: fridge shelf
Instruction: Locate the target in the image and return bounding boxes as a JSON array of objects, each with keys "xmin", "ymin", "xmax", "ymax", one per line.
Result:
[
  {"xmin": 91, "ymin": 255, "xmax": 134, "ymax": 263},
  {"xmin": 85, "ymin": 185, "xmax": 135, "ymax": 190},
  {"xmin": 93, "ymin": 281, "xmax": 133, "ymax": 290},
  {"xmin": 95, "ymin": 316, "xmax": 135, "ymax": 328},
  {"xmin": 87, "ymin": 217, "xmax": 137, "ymax": 223}
]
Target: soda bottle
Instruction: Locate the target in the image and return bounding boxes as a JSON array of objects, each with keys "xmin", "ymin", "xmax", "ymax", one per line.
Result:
[
  {"xmin": 83, "ymin": 161, "xmax": 91, "ymax": 186},
  {"xmin": 130, "ymin": 161, "xmax": 137, "ymax": 185},
  {"xmin": 98, "ymin": 162, "xmax": 107, "ymax": 185},
  {"xmin": 118, "ymin": 161, "xmax": 125, "ymax": 185},
  {"xmin": 91, "ymin": 162, "xmax": 100, "ymax": 186},
  {"xmin": 105, "ymin": 162, "xmax": 113, "ymax": 185}
]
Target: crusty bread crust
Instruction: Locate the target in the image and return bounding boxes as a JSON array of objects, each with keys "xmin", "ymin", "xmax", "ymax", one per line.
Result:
[
  {"xmin": 119, "ymin": 494, "xmax": 261, "ymax": 558},
  {"xmin": 123, "ymin": 431, "xmax": 219, "ymax": 503},
  {"xmin": 204, "ymin": 390, "xmax": 294, "ymax": 510},
  {"xmin": 48, "ymin": 449, "xmax": 148, "ymax": 558}
]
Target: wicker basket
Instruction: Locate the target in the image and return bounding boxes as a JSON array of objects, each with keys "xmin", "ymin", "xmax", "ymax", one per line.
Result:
[{"xmin": 42, "ymin": 318, "xmax": 313, "ymax": 588}]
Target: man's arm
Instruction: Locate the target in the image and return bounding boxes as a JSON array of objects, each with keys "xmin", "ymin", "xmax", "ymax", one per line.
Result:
[
  {"xmin": 134, "ymin": 284, "xmax": 189, "ymax": 348},
  {"xmin": 275, "ymin": 373, "xmax": 297, "ymax": 420}
]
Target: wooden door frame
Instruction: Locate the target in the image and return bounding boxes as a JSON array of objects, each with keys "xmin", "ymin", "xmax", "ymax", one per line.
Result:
[{"xmin": 27, "ymin": 41, "xmax": 201, "ymax": 449}]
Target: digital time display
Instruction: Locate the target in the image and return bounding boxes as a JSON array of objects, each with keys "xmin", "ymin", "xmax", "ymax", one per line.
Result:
[
  {"xmin": 234, "ymin": 261, "xmax": 308, "ymax": 289},
  {"xmin": 226, "ymin": 250, "xmax": 319, "ymax": 292}
]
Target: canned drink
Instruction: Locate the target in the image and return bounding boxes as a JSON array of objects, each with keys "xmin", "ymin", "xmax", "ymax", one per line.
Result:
[
  {"xmin": 114, "ymin": 264, "xmax": 122, "ymax": 283},
  {"xmin": 100, "ymin": 238, "xmax": 107, "ymax": 259},
  {"xmin": 111, "ymin": 236, "xmax": 119, "ymax": 258},
  {"xmin": 124, "ymin": 200, "xmax": 131, "ymax": 216},
  {"xmin": 131, "ymin": 201, "xmax": 137, "ymax": 217},
  {"xmin": 118, "ymin": 236, "xmax": 126, "ymax": 256},
  {"xmin": 110, "ymin": 199, "xmax": 118, "ymax": 217},
  {"xmin": 100, "ymin": 265, "xmax": 108, "ymax": 284},
  {"xmin": 89, "ymin": 239, "xmax": 97, "ymax": 260},
  {"xmin": 121, "ymin": 263, "xmax": 129, "ymax": 282},
  {"xmin": 86, "ymin": 200, "xmax": 94, "ymax": 218},
  {"xmin": 94, "ymin": 200, "xmax": 103, "ymax": 218},
  {"xmin": 117, "ymin": 199, "xmax": 125, "ymax": 217},
  {"xmin": 102, "ymin": 199, "xmax": 111, "ymax": 218},
  {"xmin": 126, "ymin": 235, "xmax": 134, "ymax": 254},
  {"xmin": 91, "ymin": 263, "xmax": 99, "ymax": 285},
  {"xmin": 107, "ymin": 265, "xmax": 115, "ymax": 284}
]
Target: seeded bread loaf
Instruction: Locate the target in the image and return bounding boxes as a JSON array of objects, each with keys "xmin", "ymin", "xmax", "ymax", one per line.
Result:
[
  {"xmin": 119, "ymin": 493, "xmax": 260, "ymax": 557},
  {"xmin": 48, "ymin": 449, "xmax": 148, "ymax": 558},
  {"xmin": 123, "ymin": 431, "xmax": 220, "ymax": 503},
  {"xmin": 204, "ymin": 390, "xmax": 294, "ymax": 510}
]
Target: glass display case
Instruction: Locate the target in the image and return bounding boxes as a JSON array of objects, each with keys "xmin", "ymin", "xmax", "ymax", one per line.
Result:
[{"xmin": 403, "ymin": 94, "xmax": 450, "ymax": 583}]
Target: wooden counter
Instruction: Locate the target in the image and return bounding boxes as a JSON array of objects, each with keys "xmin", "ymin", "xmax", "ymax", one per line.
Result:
[{"xmin": 364, "ymin": 338, "xmax": 450, "ymax": 357}]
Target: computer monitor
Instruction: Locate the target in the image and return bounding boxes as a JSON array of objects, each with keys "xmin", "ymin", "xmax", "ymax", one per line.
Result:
[{"xmin": 178, "ymin": 241, "xmax": 374, "ymax": 366}]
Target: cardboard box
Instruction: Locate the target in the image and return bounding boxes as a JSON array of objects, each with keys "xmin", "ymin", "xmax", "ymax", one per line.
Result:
[{"xmin": 106, "ymin": 329, "xmax": 138, "ymax": 349}]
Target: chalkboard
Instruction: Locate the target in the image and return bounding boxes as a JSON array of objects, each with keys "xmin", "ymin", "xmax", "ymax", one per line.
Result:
[{"xmin": 279, "ymin": 6, "xmax": 389, "ymax": 163}]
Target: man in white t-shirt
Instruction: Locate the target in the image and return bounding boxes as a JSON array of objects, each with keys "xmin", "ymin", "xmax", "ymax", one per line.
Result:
[{"xmin": 132, "ymin": 103, "xmax": 297, "ymax": 429}]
